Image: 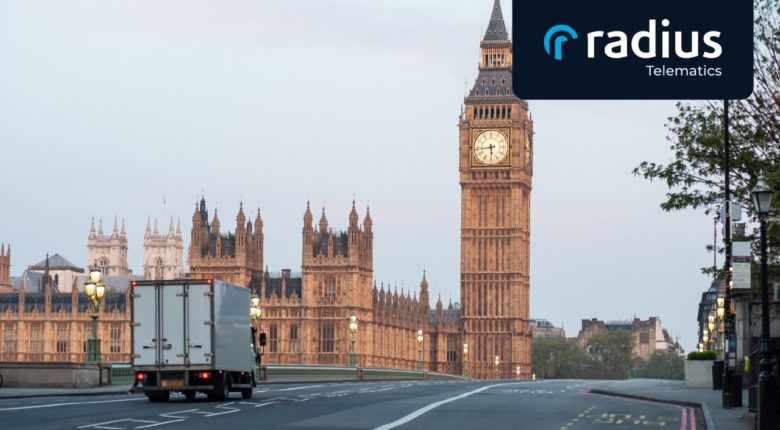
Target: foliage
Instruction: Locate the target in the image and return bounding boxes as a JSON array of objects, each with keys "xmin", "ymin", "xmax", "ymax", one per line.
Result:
[
  {"xmin": 632, "ymin": 0, "xmax": 780, "ymax": 273},
  {"xmin": 636, "ymin": 351, "xmax": 685, "ymax": 380},
  {"xmin": 687, "ymin": 351, "xmax": 717, "ymax": 361},
  {"xmin": 586, "ymin": 330, "xmax": 635, "ymax": 379},
  {"xmin": 532, "ymin": 337, "xmax": 590, "ymax": 379}
]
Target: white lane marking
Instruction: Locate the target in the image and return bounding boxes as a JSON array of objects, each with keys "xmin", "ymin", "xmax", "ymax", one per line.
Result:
[
  {"xmin": 77, "ymin": 419, "xmax": 159, "ymax": 429},
  {"xmin": 373, "ymin": 383, "xmax": 510, "ymax": 430},
  {"xmin": 267, "ymin": 385, "xmax": 324, "ymax": 392},
  {"xmin": 1, "ymin": 397, "xmax": 146, "ymax": 412},
  {"xmin": 253, "ymin": 401, "xmax": 278, "ymax": 408}
]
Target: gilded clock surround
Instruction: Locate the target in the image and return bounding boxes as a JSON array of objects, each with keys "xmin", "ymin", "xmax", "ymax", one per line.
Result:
[{"xmin": 472, "ymin": 129, "xmax": 511, "ymax": 167}]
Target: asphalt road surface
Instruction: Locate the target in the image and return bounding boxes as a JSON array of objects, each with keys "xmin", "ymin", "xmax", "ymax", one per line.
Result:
[{"xmin": 0, "ymin": 379, "xmax": 704, "ymax": 430}]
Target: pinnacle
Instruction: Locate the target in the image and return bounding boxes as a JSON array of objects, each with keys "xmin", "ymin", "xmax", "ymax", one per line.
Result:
[{"xmin": 483, "ymin": 0, "xmax": 509, "ymax": 42}]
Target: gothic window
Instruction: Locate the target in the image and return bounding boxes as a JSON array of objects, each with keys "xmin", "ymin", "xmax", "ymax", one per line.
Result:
[
  {"xmin": 30, "ymin": 323, "xmax": 42, "ymax": 353},
  {"xmin": 289, "ymin": 324, "xmax": 299, "ymax": 353},
  {"xmin": 56, "ymin": 325, "xmax": 68, "ymax": 353},
  {"xmin": 154, "ymin": 257, "xmax": 164, "ymax": 280},
  {"xmin": 110, "ymin": 326, "xmax": 121, "ymax": 353},
  {"xmin": 269, "ymin": 324, "xmax": 278, "ymax": 353},
  {"xmin": 3, "ymin": 325, "xmax": 14, "ymax": 353},
  {"xmin": 98, "ymin": 258, "xmax": 109, "ymax": 275},
  {"xmin": 319, "ymin": 322, "xmax": 336, "ymax": 353},
  {"xmin": 323, "ymin": 277, "xmax": 337, "ymax": 301},
  {"xmin": 446, "ymin": 335, "xmax": 458, "ymax": 363}
]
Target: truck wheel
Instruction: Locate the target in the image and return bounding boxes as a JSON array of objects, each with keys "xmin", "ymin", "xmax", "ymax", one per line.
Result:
[
  {"xmin": 210, "ymin": 374, "xmax": 230, "ymax": 401},
  {"xmin": 184, "ymin": 391, "xmax": 196, "ymax": 401},
  {"xmin": 147, "ymin": 391, "xmax": 170, "ymax": 403},
  {"xmin": 241, "ymin": 388, "xmax": 253, "ymax": 399}
]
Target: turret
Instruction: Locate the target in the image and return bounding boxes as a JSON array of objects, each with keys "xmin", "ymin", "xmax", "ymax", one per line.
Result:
[
  {"xmin": 111, "ymin": 216, "xmax": 118, "ymax": 238},
  {"xmin": 121, "ymin": 218, "xmax": 126, "ymax": 237},
  {"xmin": 89, "ymin": 217, "xmax": 96, "ymax": 239},
  {"xmin": 348, "ymin": 200, "xmax": 359, "ymax": 250},
  {"xmin": 319, "ymin": 207, "xmax": 328, "ymax": 232},
  {"xmin": 168, "ymin": 217, "xmax": 175, "ymax": 239},
  {"xmin": 419, "ymin": 271, "xmax": 430, "ymax": 311},
  {"xmin": 236, "ymin": 202, "xmax": 246, "ymax": 250},
  {"xmin": 145, "ymin": 216, "xmax": 152, "ymax": 239}
]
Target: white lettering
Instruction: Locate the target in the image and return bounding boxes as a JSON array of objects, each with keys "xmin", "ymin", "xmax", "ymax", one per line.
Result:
[
  {"xmin": 631, "ymin": 19, "xmax": 657, "ymax": 59},
  {"xmin": 587, "ymin": 31, "xmax": 605, "ymax": 58},
  {"xmin": 604, "ymin": 31, "xmax": 628, "ymax": 58},
  {"xmin": 703, "ymin": 31, "xmax": 722, "ymax": 58}
]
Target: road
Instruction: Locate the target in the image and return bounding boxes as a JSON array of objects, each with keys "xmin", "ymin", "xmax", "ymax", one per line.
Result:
[{"xmin": 0, "ymin": 379, "xmax": 703, "ymax": 430}]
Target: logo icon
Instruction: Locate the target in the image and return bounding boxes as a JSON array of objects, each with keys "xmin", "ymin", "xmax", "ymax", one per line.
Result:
[{"xmin": 544, "ymin": 24, "xmax": 579, "ymax": 61}]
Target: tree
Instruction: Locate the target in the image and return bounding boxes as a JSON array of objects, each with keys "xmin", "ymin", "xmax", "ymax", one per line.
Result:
[
  {"xmin": 633, "ymin": 0, "xmax": 780, "ymax": 271},
  {"xmin": 532, "ymin": 337, "xmax": 590, "ymax": 379},
  {"xmin": 586, "ymin": 330, "xmax": 635, "ymax": 379},
  {"xmin": 637, "ymin": 350, "xmax": 685, "ymax": 380}
]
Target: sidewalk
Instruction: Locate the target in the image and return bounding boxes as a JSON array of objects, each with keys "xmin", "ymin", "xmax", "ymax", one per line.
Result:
[
  {"xmin": 0, "ymin": 384, "xmax": 131, "ymax": 399},
  {"xmin": 585, "ymin": 379, "xmax": 751, "ymax": 430}
]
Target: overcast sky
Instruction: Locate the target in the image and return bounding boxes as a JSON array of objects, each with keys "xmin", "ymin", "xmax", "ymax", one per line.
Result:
[{"xmin": 0, "ymin": 0, "xmax": 714, "ymax": 351}]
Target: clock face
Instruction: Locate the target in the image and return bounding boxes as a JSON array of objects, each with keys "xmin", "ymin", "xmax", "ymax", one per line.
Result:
[{"xmin": 473, "ymin": 130, "xmax": 509, "ymax": 165}]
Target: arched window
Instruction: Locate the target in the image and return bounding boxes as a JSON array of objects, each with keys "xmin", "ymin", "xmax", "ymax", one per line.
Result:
[
  {"xmin": 324, "ymin": 277, "xmax": 336, "ymax": 298},
  {"xmin": 98, "ymin": 258, "xmax": 109, "ymax": 276}
]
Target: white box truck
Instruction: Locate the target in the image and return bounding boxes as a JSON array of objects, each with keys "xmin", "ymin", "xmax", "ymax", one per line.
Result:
[{"xmin": 131, "ymin": 279, "xmax": 257, "ymax": 402}]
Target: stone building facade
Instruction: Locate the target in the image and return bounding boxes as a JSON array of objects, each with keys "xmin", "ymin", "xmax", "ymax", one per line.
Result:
[
  {"xmin": 142, "ymin": 217, "xmax": 185, "ymax": 280},
  {"xmin": 188, "ymin": 199, "xmax": 264, "ymax": 289},
  {"xmin": 459, "ymin": 0, "xmax": 533, "ymax": 379},
  {"xmin": 187, "ymin": 202, "xmax": 464, "ymax": 372},
  {"xmin": 0, "ymin": 255, "xmax": 132, "ymax": 363},
  {"xmin": 0, "ymin": 243, "xmax": 10, "ymax": 292},
  {"xmin": 87, "ymin": 217, "xmax": 131, "ymax": 276}
]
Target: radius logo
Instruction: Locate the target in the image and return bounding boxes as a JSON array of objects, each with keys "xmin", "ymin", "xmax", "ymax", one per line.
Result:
[
  {"xmin": 512, "ymin": 0, "xmax": 753, "ymax": 100},
  {"xmin": 543, "ymin": 25, "xmax": 578, "ymax": 61}
]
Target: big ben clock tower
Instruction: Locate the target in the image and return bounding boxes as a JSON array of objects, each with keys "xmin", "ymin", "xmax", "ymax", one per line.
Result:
[{"xmin": 460, "ymin": 0, "xmax": 532, "ymax": 379}]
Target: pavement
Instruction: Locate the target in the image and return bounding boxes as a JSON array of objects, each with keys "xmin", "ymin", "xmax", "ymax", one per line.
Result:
[{"xmin": 583, "ymin": 379, "xmax": 752, "ymax": 430}]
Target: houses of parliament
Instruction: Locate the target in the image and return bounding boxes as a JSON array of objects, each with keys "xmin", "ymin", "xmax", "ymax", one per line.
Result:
[{"xmin": 0, "ymin": 0, "xmax": 532, "ymax": 379}]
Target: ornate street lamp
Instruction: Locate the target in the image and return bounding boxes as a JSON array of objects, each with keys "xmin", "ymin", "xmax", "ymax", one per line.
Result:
[
  {"xmin": 84, "ymin": 264, "xmax": 105, "ymax": 362},
  {"xmin": 416, "ymin": 329, "xmax": 424, "ymax": 372},
  {"xmin": 463, "ymin": 343, "xmax": 469, "ymax": 378},
  {"xmin": 494, "ymin": 356, "xmax": 500, "ymax": 380},
  {"xmin": 752, "ymin": 174, "xmax": 776, "ymax": 430},
  {"xmin": 348, "ymin": 312, "xmax": 358, "ymax": 367},
  {"xmin": 717, "ymin": 296, "xmax": 726, "ymax": 319},
  {"xmin": 702, "ymin": 329, "xmax": 710, "ymax": 345},
  {"xmin": 708, "ymin": 314, "xmax": 716, "ymax": 334}
]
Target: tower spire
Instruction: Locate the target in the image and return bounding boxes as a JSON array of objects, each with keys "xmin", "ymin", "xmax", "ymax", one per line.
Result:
[{"xmin": 483, "ymin": 0, "xmax": 509, "ymax": 42}]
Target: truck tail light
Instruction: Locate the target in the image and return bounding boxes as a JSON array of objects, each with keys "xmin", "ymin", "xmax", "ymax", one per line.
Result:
[
  {"xmin": 136, "ymin": 372, "xmax": 145, "ymax": 381},
  {"xmin": 200, "ymin": 372, "xmax": 210, "ymax": 379}
]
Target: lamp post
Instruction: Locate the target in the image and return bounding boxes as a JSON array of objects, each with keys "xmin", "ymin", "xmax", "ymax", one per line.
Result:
[
  {"xmin": 85, "ymin": 265, "xmax": 105, "ymax": 362},
  {"xmin": 494, "ymin": 356, "xmax": 500, "ymax": 380},
  {"xmin": 752, "ymin": 174, "xmax": 776, "ymax": 430},
  {"xmin": 463, "ymin": 343, "xmax": 469, "ymax": 378},
  {"xmin": 348, "ymin": 313, "xmax": 358, "ymax": 367},
  {"xmin": 250, "ymin": 293, "xmax": 262, "ymax": 370},
  {"xmin": 416, "ymin": 329, "xmax": 424, "ymax": 372}
]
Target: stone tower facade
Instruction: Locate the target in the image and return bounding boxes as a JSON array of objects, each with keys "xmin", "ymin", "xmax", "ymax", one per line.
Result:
[
  {"xmin": 143, "ymin": 217, "xmax": 185, "ymax": 280},
  {"xmin": 0, "ymin": 243, "xmax": 10, "ymax": 290},
  {"xmin": 459, "ymin": 0, "xmax": 532, "ymax": 379},
  {"xmin": 188, "ymin": 198, "xmax": 264, "ymax": 289},
  {"xmin": 87, "ymin": 217, "xmax": 131, "ymax": 276}
]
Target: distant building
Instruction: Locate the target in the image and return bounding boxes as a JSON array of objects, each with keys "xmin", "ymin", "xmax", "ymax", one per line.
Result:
[
  {"xmin": 0, "ymin": 243, "xmax": 10, "ymax": 292},
  {"xmin": 529, "ymin": 319, "xmax": 565, "ymax": 339},
  {"xmin": 27, "ymin": 253, "xmax": 84, "ymax": 293},
  {"xmin": 142, "ymin": 217, "xmax": 184, "ymax": 280},
  {"xmin": 577, "ymin": 317, "xmax": 684, "ymax": 361},
  {"xmin": 87, "ymin": 217, "xmax": 131, "ymax": 276}
]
